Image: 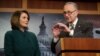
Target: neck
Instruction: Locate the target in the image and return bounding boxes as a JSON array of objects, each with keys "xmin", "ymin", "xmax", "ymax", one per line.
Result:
[
  {"xmin": 19, "ymin": 27, "xmax": 25, "ymax": 32},
  {"xmin": 69, "ymin": 17, "xmax": 77, "ymax": 24},
  {"xmin": 69, "ymin": 22, "xmax": 73, "ymax": 24}
]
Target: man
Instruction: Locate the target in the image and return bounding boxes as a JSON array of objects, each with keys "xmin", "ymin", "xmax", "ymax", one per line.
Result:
[{"xmin": 51, "ymin": 2, "xmax": 93, "ymax": 53}]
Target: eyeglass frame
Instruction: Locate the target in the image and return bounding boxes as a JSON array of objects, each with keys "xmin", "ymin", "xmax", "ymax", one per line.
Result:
[{"xmin": 63, "ymin": 10, "xmax": 77, "ymax": 15}]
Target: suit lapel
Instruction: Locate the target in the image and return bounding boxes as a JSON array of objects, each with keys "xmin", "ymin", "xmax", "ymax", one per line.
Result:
[{"xmin": 73, "ymin": 19, "xmax": 81, "ymax": 36}]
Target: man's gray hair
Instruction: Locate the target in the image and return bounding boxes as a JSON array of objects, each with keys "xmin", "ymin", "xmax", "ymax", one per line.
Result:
[{"xmin": 64, "ymin": 2, "xmax": 78, "ymax": 10}]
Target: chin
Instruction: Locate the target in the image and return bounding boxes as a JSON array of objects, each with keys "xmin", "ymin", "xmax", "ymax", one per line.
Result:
[
  {"xmin": 67, "ymin": 21, "xmax": 72, "ymax": 23},
  {"xmin": 23, "ymin": 25, "xmax": 28, "ymax": 28},
  {"xmin": 67, "ymin": 20, "xmax": 70, "ymax": 22}
]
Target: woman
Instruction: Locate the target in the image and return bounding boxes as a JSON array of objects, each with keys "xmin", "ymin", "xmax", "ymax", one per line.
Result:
[{"xmin": 4, "ymin": 10, "xmax": 40, "ymax": 56}]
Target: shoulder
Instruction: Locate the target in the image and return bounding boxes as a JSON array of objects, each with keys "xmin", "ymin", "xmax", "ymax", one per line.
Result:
[
  {"xmin": 78, "ymin": 18, "xmax": 92, "ymax": 25},
  {"xmin": 4, "ymin": 30, "xmax": 14, "ymax": 40},
  {"xmin": 26, "ymin": 31, "xmax": 36, "ymax": 36},
  {"xmin": 76, "ymin": 19, "xmax": 93, "ymax": 31},
  {"xmin": 5, "ymin": 30, "xmax": 13, "ymax": 36},
  {"xmin": 27, "ymin": 31, "xmax": 36, "ymax": 35},
  {"xmin": 26, "ymin": 31, "xmax": 38, "ymax": 40}
]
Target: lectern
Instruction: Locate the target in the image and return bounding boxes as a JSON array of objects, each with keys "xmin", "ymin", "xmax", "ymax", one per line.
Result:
[{"xmin": 56, "ymin": 38, "xmax": 100, "ymax": 56}]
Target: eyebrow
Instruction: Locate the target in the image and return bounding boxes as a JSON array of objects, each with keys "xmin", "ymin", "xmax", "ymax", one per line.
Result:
[{"xmin": 63, "ymin": 10, "xmax": 76, "ymax": 13}]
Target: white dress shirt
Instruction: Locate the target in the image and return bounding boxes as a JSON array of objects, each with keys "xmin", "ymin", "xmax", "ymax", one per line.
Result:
[{"xmin": 69, "ymin": 18, "xmax": 78, "ymax": 36}]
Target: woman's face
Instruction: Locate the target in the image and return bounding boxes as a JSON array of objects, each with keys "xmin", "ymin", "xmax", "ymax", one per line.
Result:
[{"xmin": 19, "ymin": 12, "xmax": 29, "ymax": 28}]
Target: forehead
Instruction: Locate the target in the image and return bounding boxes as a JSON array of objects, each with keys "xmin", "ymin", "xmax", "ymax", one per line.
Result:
[
  {"xmin": 64, "ymin": 4, "xmax": 76, "ymax": 11},
  {"xmin": 20, "ymin": 12, "xmax": 28, "ymax": 16}
]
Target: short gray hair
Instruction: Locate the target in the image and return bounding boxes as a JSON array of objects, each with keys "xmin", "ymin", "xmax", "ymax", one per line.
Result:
[{"xmin": 64, "ymin": 2, "xmax": 78, "ymax": 10}]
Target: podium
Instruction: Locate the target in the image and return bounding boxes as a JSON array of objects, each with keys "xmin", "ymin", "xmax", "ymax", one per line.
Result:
[{"xmin": 56, "ymin": 38, "xmax": 100, "ymax": 56}]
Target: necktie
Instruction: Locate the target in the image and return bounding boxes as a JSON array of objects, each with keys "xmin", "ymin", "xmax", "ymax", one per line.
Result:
[{"xmin": 69, "ymin": 24, "xmax": 74, "ymax": 30}]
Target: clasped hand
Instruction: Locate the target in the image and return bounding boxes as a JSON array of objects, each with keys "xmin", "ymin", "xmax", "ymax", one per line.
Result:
[{"xmin": 52, "ymin": 23, "xmax": 70, "ymax": 38}]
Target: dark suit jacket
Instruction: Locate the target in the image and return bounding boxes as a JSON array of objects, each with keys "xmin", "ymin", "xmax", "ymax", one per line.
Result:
[
  {"xmin": 51, "ymin": 18, "xmax": 93, "ymax": 53},
  {"xmin": 4, "ymin": 29, "xmax": 40, "ymax": 56}
]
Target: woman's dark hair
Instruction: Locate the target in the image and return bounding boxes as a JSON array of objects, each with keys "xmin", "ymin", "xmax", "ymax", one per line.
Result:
[{"xmin": 11, "ymin": 10, "xmax": 30, "ymax": 30}]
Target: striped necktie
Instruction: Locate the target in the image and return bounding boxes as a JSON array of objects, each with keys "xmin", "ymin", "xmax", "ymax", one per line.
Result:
[{"xmin": 69, "ymin": 24, "xmax": 74, "ymax": 30}]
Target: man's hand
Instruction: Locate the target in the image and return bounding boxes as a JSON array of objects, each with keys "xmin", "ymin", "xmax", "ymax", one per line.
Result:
[
  {"xmin": 57, "ymin": 23, "xmax": 70, "ymax": 32},
  {"xmin": 52, "ymin": 23, "xmax": 71, "ymax": 38},
  {"xmin": 52, "ymin": 25, "xmax": 60, "ymax": 38}
]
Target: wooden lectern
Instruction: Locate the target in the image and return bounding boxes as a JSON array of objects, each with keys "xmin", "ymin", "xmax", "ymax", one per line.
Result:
[{"xmin": 56, "ymin": 38, "xmax": 100, "ymax": 56}]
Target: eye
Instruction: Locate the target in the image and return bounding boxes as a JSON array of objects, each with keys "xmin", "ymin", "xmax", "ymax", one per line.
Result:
[
  {"xmin": 23, "ymin": 16, "xmax": 26, "ymax": 18},
  {"xmin": 22, "ymin": 16, "xmax": 26, "ymax": 19},
  {"xmin": 63, "ymin": 11, "xmax": 67, "ymax": 14}
]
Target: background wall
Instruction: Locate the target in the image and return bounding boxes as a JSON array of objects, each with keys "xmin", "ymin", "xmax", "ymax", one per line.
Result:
[
  {"xmin": 0, "ymin": 12, "xmax": 100, "ymax": 48},
  {"xmin": 0, "ymin": 0, "xmax": 100, "ymax": 14}
]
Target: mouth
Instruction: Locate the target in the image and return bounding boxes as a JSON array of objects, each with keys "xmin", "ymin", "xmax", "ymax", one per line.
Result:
[
  {"xmin": 65, "ymin": 17, "xmax": 69, "ymax": 21},
  {"xmin": 26, "ymin": 22, "xmax": 28, "ymax": 24},
  {"xmin": 25, "ymin": 22, "xmax": 28, "ymax": 25}
]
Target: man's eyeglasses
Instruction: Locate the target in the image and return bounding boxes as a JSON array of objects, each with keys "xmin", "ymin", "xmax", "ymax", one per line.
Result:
[{"xmin": 63, "ymin": 10, "xmax": 76, "ymax": 14}]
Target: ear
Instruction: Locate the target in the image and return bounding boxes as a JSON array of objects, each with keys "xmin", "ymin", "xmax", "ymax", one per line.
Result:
[
  {"xmin": 75, "ymin": 10, "xmax": 79, "ymax": 16},
  {"xmin": 77, "ymin": 10, "xmax": 79, "ymax": 14}
]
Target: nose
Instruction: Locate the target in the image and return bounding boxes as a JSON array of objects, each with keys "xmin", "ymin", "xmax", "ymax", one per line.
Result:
[
  {"xmin": 25, "ymin": 18, "xmax": 29, "ymax": 23},
  {"xmin": 64, "ymin": 13, "xmax": 69, "ymax": 17}
]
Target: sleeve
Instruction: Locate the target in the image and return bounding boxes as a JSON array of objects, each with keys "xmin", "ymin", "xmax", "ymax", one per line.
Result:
[
  {"xmin": 85, "ymin": 22, "xmax": 93, "ymax": 37},
  {"xmin": 4, "ymin": 31, "xmax": 15, "ymax": 56},
  {"xmin": 51, "ymin": 39, "xmax": 56, "ymax": 53},
  {"xmin": 51, "ymin": 38, "xmax": 60, "ymax": 53},
  {"xmin": 33, "ymin": 33, "xmax": 41, "ymax": 56},
  {"xmin": 53, "ymin": 37, "xmax": 59, "ymax": 43}
]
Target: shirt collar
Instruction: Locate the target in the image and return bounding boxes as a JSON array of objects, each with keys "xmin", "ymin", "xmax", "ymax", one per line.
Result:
[{"xmin": 69, "ymin": 17, "xmax": 78, "ymax": 28}]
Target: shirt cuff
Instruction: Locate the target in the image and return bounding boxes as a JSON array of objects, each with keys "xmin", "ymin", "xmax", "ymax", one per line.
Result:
[{"xmin": 53, "ymin": 37, "xmax": 59, "ymax": 43}]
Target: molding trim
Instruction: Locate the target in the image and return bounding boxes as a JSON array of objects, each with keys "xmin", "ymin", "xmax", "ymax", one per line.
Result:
[
  {"xmin": 97, "ymin": 2, "xmax": 100, "ymax": 14},
  {"xmin": 0, "ymin": 8, "xmax": 99, "ymax": 15}
]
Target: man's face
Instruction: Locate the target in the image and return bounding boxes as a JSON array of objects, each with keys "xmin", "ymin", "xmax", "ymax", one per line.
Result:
[{"xmin": 64, "ymin": 4, "xmax": 78, "ymax": 23}]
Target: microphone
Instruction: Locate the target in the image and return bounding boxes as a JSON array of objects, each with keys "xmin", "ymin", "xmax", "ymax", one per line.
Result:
[{"xmin": 95, "ymin": 30, "xmax": 100, "ymax": 34}]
